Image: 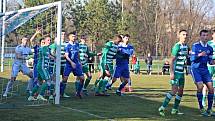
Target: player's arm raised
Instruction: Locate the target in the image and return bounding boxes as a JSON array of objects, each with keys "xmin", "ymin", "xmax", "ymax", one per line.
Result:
[{"xmin": 30, "ymin": 29, "xmax": 41, "ymax": 46}]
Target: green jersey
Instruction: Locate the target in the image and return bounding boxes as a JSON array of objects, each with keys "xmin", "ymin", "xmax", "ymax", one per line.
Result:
[
  {"xmin": 171, "ymin": 42, "xmax": 189, "ymax": 74},
  {"xmin": 79, "ymin": 43, "xmax": 96, "ymax": 66},
  {"xmin": 101, "ymin": 41, "xmax": 118, "ymax": 64},
  {"xmin": 37, "ymin": 46, "xmax": 50, "ymax": 69},
  {"xmin": 49, "ymin": 42, "xmax": 68, "ymax": 68},
  {"xmin": 207, "ymin": 40, "xmax": 215, "ymax": 59}
]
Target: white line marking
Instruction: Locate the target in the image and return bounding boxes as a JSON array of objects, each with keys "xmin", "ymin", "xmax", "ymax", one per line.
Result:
[{"xmin": 60, "ymin": 105, "xmax": 115, "ymax": 120}]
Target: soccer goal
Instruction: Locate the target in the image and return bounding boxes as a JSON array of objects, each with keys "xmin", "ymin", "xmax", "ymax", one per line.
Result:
[{"xmin": 0, "ymin": 1, "xmax": 62, "ymax": 105}]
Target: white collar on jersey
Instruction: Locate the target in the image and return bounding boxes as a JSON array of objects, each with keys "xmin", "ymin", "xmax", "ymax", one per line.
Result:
[{"xmin": 200, "ymin": 41, "xmax": 208, "ymax": 47}]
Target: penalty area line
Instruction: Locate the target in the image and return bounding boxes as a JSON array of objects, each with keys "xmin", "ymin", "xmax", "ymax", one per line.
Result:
[{"xmin": 60, "ymin": 105, "xmax": 114, "ymax": 120}]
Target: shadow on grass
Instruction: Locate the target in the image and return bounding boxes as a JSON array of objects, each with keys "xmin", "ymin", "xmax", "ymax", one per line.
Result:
[{"xmin": 0, "ymin": 80, "xmax": 214, "ymax": 121}]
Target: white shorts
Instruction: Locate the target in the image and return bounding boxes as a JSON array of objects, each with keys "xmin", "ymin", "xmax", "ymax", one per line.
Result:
[{"xmin": 11, "ymin": 62, "xmax": 31, "ymax": 77}]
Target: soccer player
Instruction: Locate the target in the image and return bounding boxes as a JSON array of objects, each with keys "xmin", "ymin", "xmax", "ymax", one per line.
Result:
[
  {"xmin": 28, "ymin": 35, "xmax": 55, "ymax": 101},
  {"xmin": 202, "ymin": 29, "xmax": 215, "ymax": 107},
  {"xmin": 94, "ymin": 35, "xmax": 122, "ymax": 96},
  {"xmin": 106, "ymin": 34, "xmax": 134, "ymax": 96},
  {"xmin": 158, "ymin": 30, "xmax": 189, "ymax": 116},
  {"xmin": 49, "ymin": 31, "xmax": 69, "ymax": 98},
  {"xmin": 79, "ymin": 34, "xmax": 97, "ymax": 95},
  {"xmin": 3, "ymin": 37, "xmax": 33, "ymax": 97},
  {"xmin": 62, "ymin": 32, "xmax": 85, "ymax": 98},
  {"xmin": 190, "ymin": 30, "xmax": 215, "ymax": 116},
  {"xmin": 27, "ymin": 29, "xmax": 43, "ymax": 95}
]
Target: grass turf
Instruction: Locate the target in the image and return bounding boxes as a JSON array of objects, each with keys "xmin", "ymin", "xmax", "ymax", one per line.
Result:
[{"xmin": 0, "ymin": 70, "xmax": 215, "ymax": 121}]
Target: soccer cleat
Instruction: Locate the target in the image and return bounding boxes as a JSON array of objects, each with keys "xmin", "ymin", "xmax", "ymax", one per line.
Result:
[
  {"xmin": 171, "ymin": 109, "xmax": 184, "ymax": 115},
  {"xmin": 158, "ymin": 106, "xmax": 165, "ymax": 116},
  {"xmin": 200, "ymin": 108, "xmax": 207, "ymax": 116},
  {"xmin": 28, "ymin": 96, "xmax": 37, "ymax": 101},
  {"xmin": 49, "ymin": 95, "xmax": 54, "ymax": 100},
  {"xmin": 82, "ymin": 89, "xmax": 89, "ymax": 96},
  {"xmin": 116, "ymin": 90, "xmax": 121, "ymax": 96},
  {"xmin": 3, "ymin": 92, "xmax": 7, "ymax": 97},
  {"xmin": 37, "ymin": 95, "xmax": 47, "ymax": 101},
  {"xmin": 62, "ymin": 93, "xmax": 70, "ymax": 98},
  {"xmin": 76, "ymin": 92, "xmax": 82, "ymax": 99},
  {"xmin": 105, "ymin": 85, "xmax": 112, "ymax": 90},
  {"xmin": 206, "ymin": 110, "xmax": 215, "ymax": 117}
]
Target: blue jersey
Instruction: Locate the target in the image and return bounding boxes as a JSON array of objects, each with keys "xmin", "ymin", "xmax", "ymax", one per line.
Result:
[
  {"xmin": 65, "ymin": 41, "xmax": 80, "ymax": 64},
  {"xmin": 190, "ymin": 41, "xmax": 213, "ymax": 69},
  {"xmin": 116, "ymin": 43, "xmax": 134, "ymax": 65},
  {"xmin": 33, "ymin": 45, "xmax": 40, "ymax": 65}
]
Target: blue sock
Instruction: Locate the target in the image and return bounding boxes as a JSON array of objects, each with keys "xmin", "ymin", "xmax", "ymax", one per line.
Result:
[
  {"xmin": 60, "ymin": 82, "xmax": 67, "ymax": 95},
  {"xmin": 197, "ymin": 92, "xmax": 203, "ymax": 109},
  {"xmin": 207, "ymin": 93, "xmax": 214, "ymax": 110},
  {"xmin": 118, "ymin": 82, "xmax": 127, "ymax": 91},
  {"xmin": 128, "ymin": 79, "xmax": 131, "ymax": 86},
  {"xmin": 77, "ymin": 82, "xmax": 83, "ymax": 94}
]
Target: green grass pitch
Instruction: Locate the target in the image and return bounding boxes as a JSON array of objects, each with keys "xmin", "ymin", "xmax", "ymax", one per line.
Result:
[{"xmin": 0, "ymin": 69, "xmax": 215, "ymax": 121}]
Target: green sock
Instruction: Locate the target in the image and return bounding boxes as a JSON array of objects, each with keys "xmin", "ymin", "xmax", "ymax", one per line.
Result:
[
  {"xmin": 84, "ymin": 77, "xmax": 91, "ymax": 89},
  {"xmin": 31, "ymin": 85, "xmax": 39, "ymax": 96},
  {"xmin": 40, "ymin": 83, "xmax": 48, "ymax": 96},
  {"xmin": 96, "ymin": 80, "xmax": 103, "ymax": 93},
  {"xmin": 102, "ymin": 79, "xmax": 108, "ymax": 92},
  {"xmin": 94, "ymin": 79, "xmax": 100, "ymax": 87},
  {"xmin": 173, "ymin": 95, "xmax": 182, "ymax": 109},
  {"xmin": 162, "ymin": 93, "xmax": 173, "ymax": 108}
]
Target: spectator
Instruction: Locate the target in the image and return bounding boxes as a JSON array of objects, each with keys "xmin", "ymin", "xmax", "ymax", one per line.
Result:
[
  {"xmin": 145, "ymin": 53, "xmax": 153, "ymax": 75},
  {"xmin": 134, "ymin": 57, "xmax": 140, "ymax": 74},
  {"xmin": 162, "ymin": 60, "xmax": 170, "ymax": 75},
  {"xmin": 131, "ymin": 54, "xmax": 137, "ymax": 71}
]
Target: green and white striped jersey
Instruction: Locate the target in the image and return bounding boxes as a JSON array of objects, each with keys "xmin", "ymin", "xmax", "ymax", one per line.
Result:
[
  {"xmin": 101, "ymin": 41, "xmax": 118, "ymax": 64},
  {"xmin": 207, "ymin": 40, "xmax": 215, "ymax": 59},
  {"xmin": 172, "ymin": 42, "xmax": 189, "ymax": 74}
]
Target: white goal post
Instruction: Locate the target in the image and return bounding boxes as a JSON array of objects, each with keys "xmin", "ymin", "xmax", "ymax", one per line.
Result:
[{"xmin": 0, "ymin": 1, "xmax": 62, "ymax": 105}]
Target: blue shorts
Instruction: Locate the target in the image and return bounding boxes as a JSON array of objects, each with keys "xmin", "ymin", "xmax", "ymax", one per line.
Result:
[
  {"xmin": 191, "ymin": 67, "xmax": 212, "ymax": 84},
  {"xmin": 33, "ymin": 63, "xmax": 38, "ymax": 79},
  {"xmin": 64, "ymin": 63, "xmax": 84, "ymax": 77},
  {"xmin": 113, "ymin": 65, "xmax": 130, "ymax": 78}
]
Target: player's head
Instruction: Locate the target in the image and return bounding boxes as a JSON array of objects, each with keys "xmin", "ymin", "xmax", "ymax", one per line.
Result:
[
  {"xmin": 200, "ymin": 29, "xmax": 209, "ymax": 42},
  {"xmin": 123, "ymin": 34, "xmax": 130, "ymax": 43},
  {"xmin": 68, "ymin": 31, "xmax": 76, "ymax": 42},
  {"xmin": 178, "ymin": 29, "xmax": 188, "ymax": 43},
  {"xmin": 211, "ymin": 29, "xmax": 215, "ymax": 40},
  {"xmin": 44, "ymin": 35, "xmax": 51, "ymax": 46},
  {"xmin": 80, "ymin": 34, "xmax": 87, "ymax": 43},
  {"xmin": 38, "ymin": 37, "xmax": 45, "ymax": 46},
  {"xmin": 113, "ymin": 35, "xmax": 122, "ymax": 44},
  {"xmin": 61, "ymin": 30, "xmax": 66, "ymax": 41},
  {"xmin": 21, "ymin": 36, "xmax": 29, "ymax": 46}
]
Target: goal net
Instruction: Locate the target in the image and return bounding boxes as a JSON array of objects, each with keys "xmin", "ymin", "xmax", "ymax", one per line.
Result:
[{"xmin": 0, "ymin": 1, "xmax": 62, "ymax": 105}]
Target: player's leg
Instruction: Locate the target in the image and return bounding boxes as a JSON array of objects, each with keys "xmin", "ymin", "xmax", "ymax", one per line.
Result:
[
  {"xmin": 22, "ymin": 64, "xmax": 34, "ymax": 96},
  {"xmin": 3, "ymin": 63, "xmax": 19, "ymax": 97},
  {"xmin": 158, "ymin": 75, "xmax": 180, "ymax": 116},
  {"xmin": 202, "ymin": 84, "xmax": 207, "ymax": 107},
  {"xmin": 202, "ymin": 70, "xmax": 214, "ymax": 116},
  {"xmin": 73, "ymin": 64, "xmax": 85, "ymax": 98},
  {"xmin": 106, "ymin": 65, "xmax": 119, "ymax": 90},
  {"xmin": 116, "ymin": 65, "xmax": 130, "ymax": 96},
  {"xmin": 60, "ymin": 65, "xmax": 72, "ymax": 97},
  {"xmin": 83, "ymin": 65, "xmax": 92, "ymax": 95},
  {"xmin": 171, "ymin": 75, "xmax": 185, "ymax": 115}
]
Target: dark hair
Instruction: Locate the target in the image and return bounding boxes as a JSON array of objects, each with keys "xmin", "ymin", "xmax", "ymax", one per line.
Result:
[
  {"xmin": 179, "ymin": 29, "xmax": 187, "ymax": 33},
  {"xmin": 68, "ymin": 31, "xmax": 76, "ymax": 36},
  {"xmin": 81, "ymin": 34, "xmax": 86, "ymax": 39},
  {"xmin": 38, "ymin": 37, "xmax": 44, "ymax": 42},
  {"xmin": 116, "ymin": 35, "xmax": 122, "ymax": 41},
  {"xmin": 200, "ymin": 29, "xmax": 208, "ymax": 36},
  {"xmin": 124, "ymin": 34, "xmax": 130, "ymax": 38}
]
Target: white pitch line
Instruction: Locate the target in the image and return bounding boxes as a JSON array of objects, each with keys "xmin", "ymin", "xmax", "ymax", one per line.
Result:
[{"xmin": 60, "ymin": 106, "xmax": 115, "ymax": 121}]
